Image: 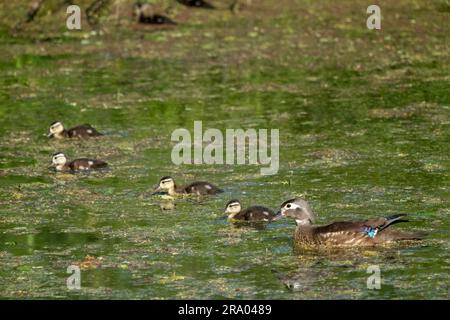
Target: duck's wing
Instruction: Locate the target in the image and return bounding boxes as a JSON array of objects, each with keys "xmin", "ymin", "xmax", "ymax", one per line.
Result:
[
  {"xmin": 68, "ymin": 158, "xmax": 90, "ymax": 171},
  {"xmin": 69, "ymin": 158, "xmax": 107, "ymax": 170},
  {"xmin": 241, "ymin": 206, "xmax": 275, "ymax": 221},
  {"xmin": 311, "ymin": 221, "xmax": 374, "ymax": 245},
  {"xmin": 314, "ymin": 214, "xmax": 419, "ymax": 243},
  {"xmin": 183, "ymin": 181, "xmax": 222, "ymax": 194},
  {"xmin": 314, "ymin": 221, "xmax": 365, "ymax": 234},
  {"xmin": 68, "ymin": 124, "xmax": 103, "ymax": 137}
]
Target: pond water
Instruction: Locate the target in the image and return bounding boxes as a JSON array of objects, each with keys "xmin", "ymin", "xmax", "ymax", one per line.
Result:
[{"xmin": 0, "ymin": 0, "xmax": 449, "ymax": 299}]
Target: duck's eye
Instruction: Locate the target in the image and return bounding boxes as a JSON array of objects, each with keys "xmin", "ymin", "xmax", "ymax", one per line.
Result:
[{"xmin": 286, "ymin": 204, "xmax": 291, "ymax": 208}]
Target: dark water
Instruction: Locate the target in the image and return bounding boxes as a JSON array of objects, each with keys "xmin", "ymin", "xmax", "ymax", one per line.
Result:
[{"xmin": 0, "ymin": 0, "xmax": 449, "ymax": 299}]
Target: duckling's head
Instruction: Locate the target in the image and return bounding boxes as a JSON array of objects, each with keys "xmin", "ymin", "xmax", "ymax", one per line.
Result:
[
  {"xmin": 48, "ymin": 121, "xmax": 65, "ymax": 138},
  {"xmin": 133, "ymin": 2, "xmax": 153, "ymax": 18},
  {"xmin": 279, "ymin": 198, "xmax": 315, "ymax": 226},
  {"xmin": 51, "ymin": 152, "xmax": 67, "ymax": 167},
  {"xmin": 224, "ymin": 199, "xmax": 242, "ymax": 219},
  {"xmin": 156, "ymin": 176, "xmax": 176, "ymax": 191}
]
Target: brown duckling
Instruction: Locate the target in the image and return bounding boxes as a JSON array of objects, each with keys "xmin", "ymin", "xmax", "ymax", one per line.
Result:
[
  {"xmin": 176, "ymin": 0, "xmax": 215, "ymax": 9},
  {"xmin": 48, "ymin": 121, "xmax": 103, "ymax": 139},
  {"xmin": 133, "ymin": 2, "xmax": 176, "ymax": 24},
  {"xmin": 278, "ymin": 198, "xmax": 425, "ymax": 247},
  {"xmin": 153, "ymin": 176, "xmax": 222, "ymax": 196},
  {"xmin": 51, "ymin": 152, "xmax": 108, "ymax": 172},
  {"xmin": 225, "ymin": 199, "xmax": 277, "ymax": 222}
]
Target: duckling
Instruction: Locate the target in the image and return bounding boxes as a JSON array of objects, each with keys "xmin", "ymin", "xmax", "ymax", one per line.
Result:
[
  {"xmin": 133, "ymin": 2, "xmax": 176, "ymax": 24},
  {"xmin": 48, "ymin": 121, "xmax": 103, "ymax": 139},
  {"xmin": 176, "ymin": 0, "xmax": 215, "ymax": 9},
  {"xmin": 278, "ymin": 198, "xmax": 425, "ymax": 247},
  {"xmin": 153, "ymin": 176, "xmax": 222, "ymax": 196},
  {"xmin": 51, "ymin": 152, "xmax": 108, "ymax": 172},
  {"xmin": 225, "ymin": 199, "xmax": 277, "ymax": 222}
]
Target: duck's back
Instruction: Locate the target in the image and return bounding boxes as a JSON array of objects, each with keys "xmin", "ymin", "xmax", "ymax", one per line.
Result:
[
  {"xmin": 236, "ymin": 206, "xmax": 276, "ymax": 221},
  {"xmin": 68, "ymin": 158, "xmax": 108, "ymax": 171},
  {"xmin": 294, "ymin": 215, "xmax": 423, "ymax": 247},
  {"xmin": 67, "ymin": 124, "xmax": 102, "ymax": 138},
  {"xmin": 182, "ymin": 181, "xmax": 222, "ymax": 195}
]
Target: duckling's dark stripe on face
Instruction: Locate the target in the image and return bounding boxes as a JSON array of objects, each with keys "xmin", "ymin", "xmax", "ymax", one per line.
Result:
[
  {"xmin": 227, "ymin": 202, "xmax": 240, "ymax": 208},
  {"xmin": 50, "ymin": 121, "xmax": 61, "ymax": 126},
  {"xmin": 225, "ymin": 199, "xmax": 240, "ymax": 207},
  {"xmin": 53, "ymin": 152, "xmax": 65, "ymax": 157}
]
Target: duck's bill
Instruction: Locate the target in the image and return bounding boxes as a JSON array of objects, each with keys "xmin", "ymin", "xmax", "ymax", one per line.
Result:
[
  {"xmin": 47, "ymin": 132, "xmax": 54, "ymax": 139},
  {"xmin": 151, "ymin": 186, "xmax": 163, "ymax": 195},
  {"xmin": 271, "ymin": 211, "xmax": 285, "ymax": 221}
]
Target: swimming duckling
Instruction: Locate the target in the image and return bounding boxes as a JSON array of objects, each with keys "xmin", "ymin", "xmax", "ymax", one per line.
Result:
[
  {"xmin": 51, "ymin": 152, "xmax": 108, "ymax": 172},
  {"xmin": 153, "ymin": 176, "xmax": 222, "ymax": 196},
  {"xmin": 225, "ymin": 199, "xmax": 277, "ymax": 222},
  {"xmin": 176, "ymin": 0, "xmax": 215, "ymax": 9},
  {"xmin": 133, "ymin": 2, "xmax": 176, "ymax": 24},
  {"xmin": 278, "ymin": 198, "xmax": 425, "ymax": 247},
  {"xmin": 48, "ymin": 121, "xmax": 103, "ymax": 139}
]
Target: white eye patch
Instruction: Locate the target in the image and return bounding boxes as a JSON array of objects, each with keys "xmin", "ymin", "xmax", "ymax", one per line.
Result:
[{"xmin": 284, "ymin": 203, "xmax": 303, "ymax": 210}]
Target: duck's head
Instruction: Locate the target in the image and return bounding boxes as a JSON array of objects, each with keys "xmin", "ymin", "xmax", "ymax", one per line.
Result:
[
  {"xmin": 133, "ymin": 2, "xmax": 153, "ymax": 17},
  {"xmin": 224, "ymin": 199, "xmax": 242, "ymax": 219},
  {"xmin": 154, "ymin": 176, "xmax": 176, "ymax": 193},
  {"xmin": 51, "ymin": 152, "xmax": 67, "ymax": 167},
  {"xmin": 48, "ymin": 121, "xmax": 65, "ymax": 138},
  {"xmin": 278, "ymin": 198, "xmax": 315, "ymax": 226}
]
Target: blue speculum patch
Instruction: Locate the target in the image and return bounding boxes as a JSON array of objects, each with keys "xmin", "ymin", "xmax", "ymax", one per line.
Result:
[{"xmin": 364, "ymin": 227, "xmax": 378, "ymax": 238}]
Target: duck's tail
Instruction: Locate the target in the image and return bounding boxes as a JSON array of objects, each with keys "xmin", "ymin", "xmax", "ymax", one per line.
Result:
[
  {"xmin": 378, "ymin": 214, "xmax": 426, "ymax": 241},
  {"xmin": 380, "ymin": 214, "xmax": 409, "ymax": 231}
]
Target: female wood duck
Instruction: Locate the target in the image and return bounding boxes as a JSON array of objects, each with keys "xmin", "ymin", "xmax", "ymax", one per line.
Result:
[
  {"xmin": 277, "ymin": 198, "xmax": 425, "ymax": 246},
  {"xmin": 153, "ymin": 176, "xmax": 222, "ymax": 196},
  {"xmin": 225, "ymin": 199, "xmax": 277, "ymax": 222},
  {"xmin": 51, "ymin": 152, "xmax": 108, "ymax": 172},
  {"xmin": 48, "ymin": 121, "xmax": 103, "ymax": 139}
]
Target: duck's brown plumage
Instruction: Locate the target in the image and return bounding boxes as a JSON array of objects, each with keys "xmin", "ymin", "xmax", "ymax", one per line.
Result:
[
  {"xmin": 133, "ymin": 3, "xmax": 176, "ymax": 25},
  {"xmin": 293, "ymin": 214, "xmax": 424, "ymax": 247},
  {"xmin": 65, "ymin": 124, "xmax": 103, "ymax": 138},
  {"xmin": 176, "ymin": 0, "xmax": 215, "ymax": 9},
  {"xmin": 233, "ymin": 206, "xmax": 276, "ymax": 221},
  {"xmin": 179, "ymin": 181, "xmax": 222, "ymax": 195},
  {"xmin": 53, "ymin": 158, "xmax": 107, "ymax": 172},
  {"xmin": 66, "ymin": 158, "xmax": 108, "ymax": 171}
]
